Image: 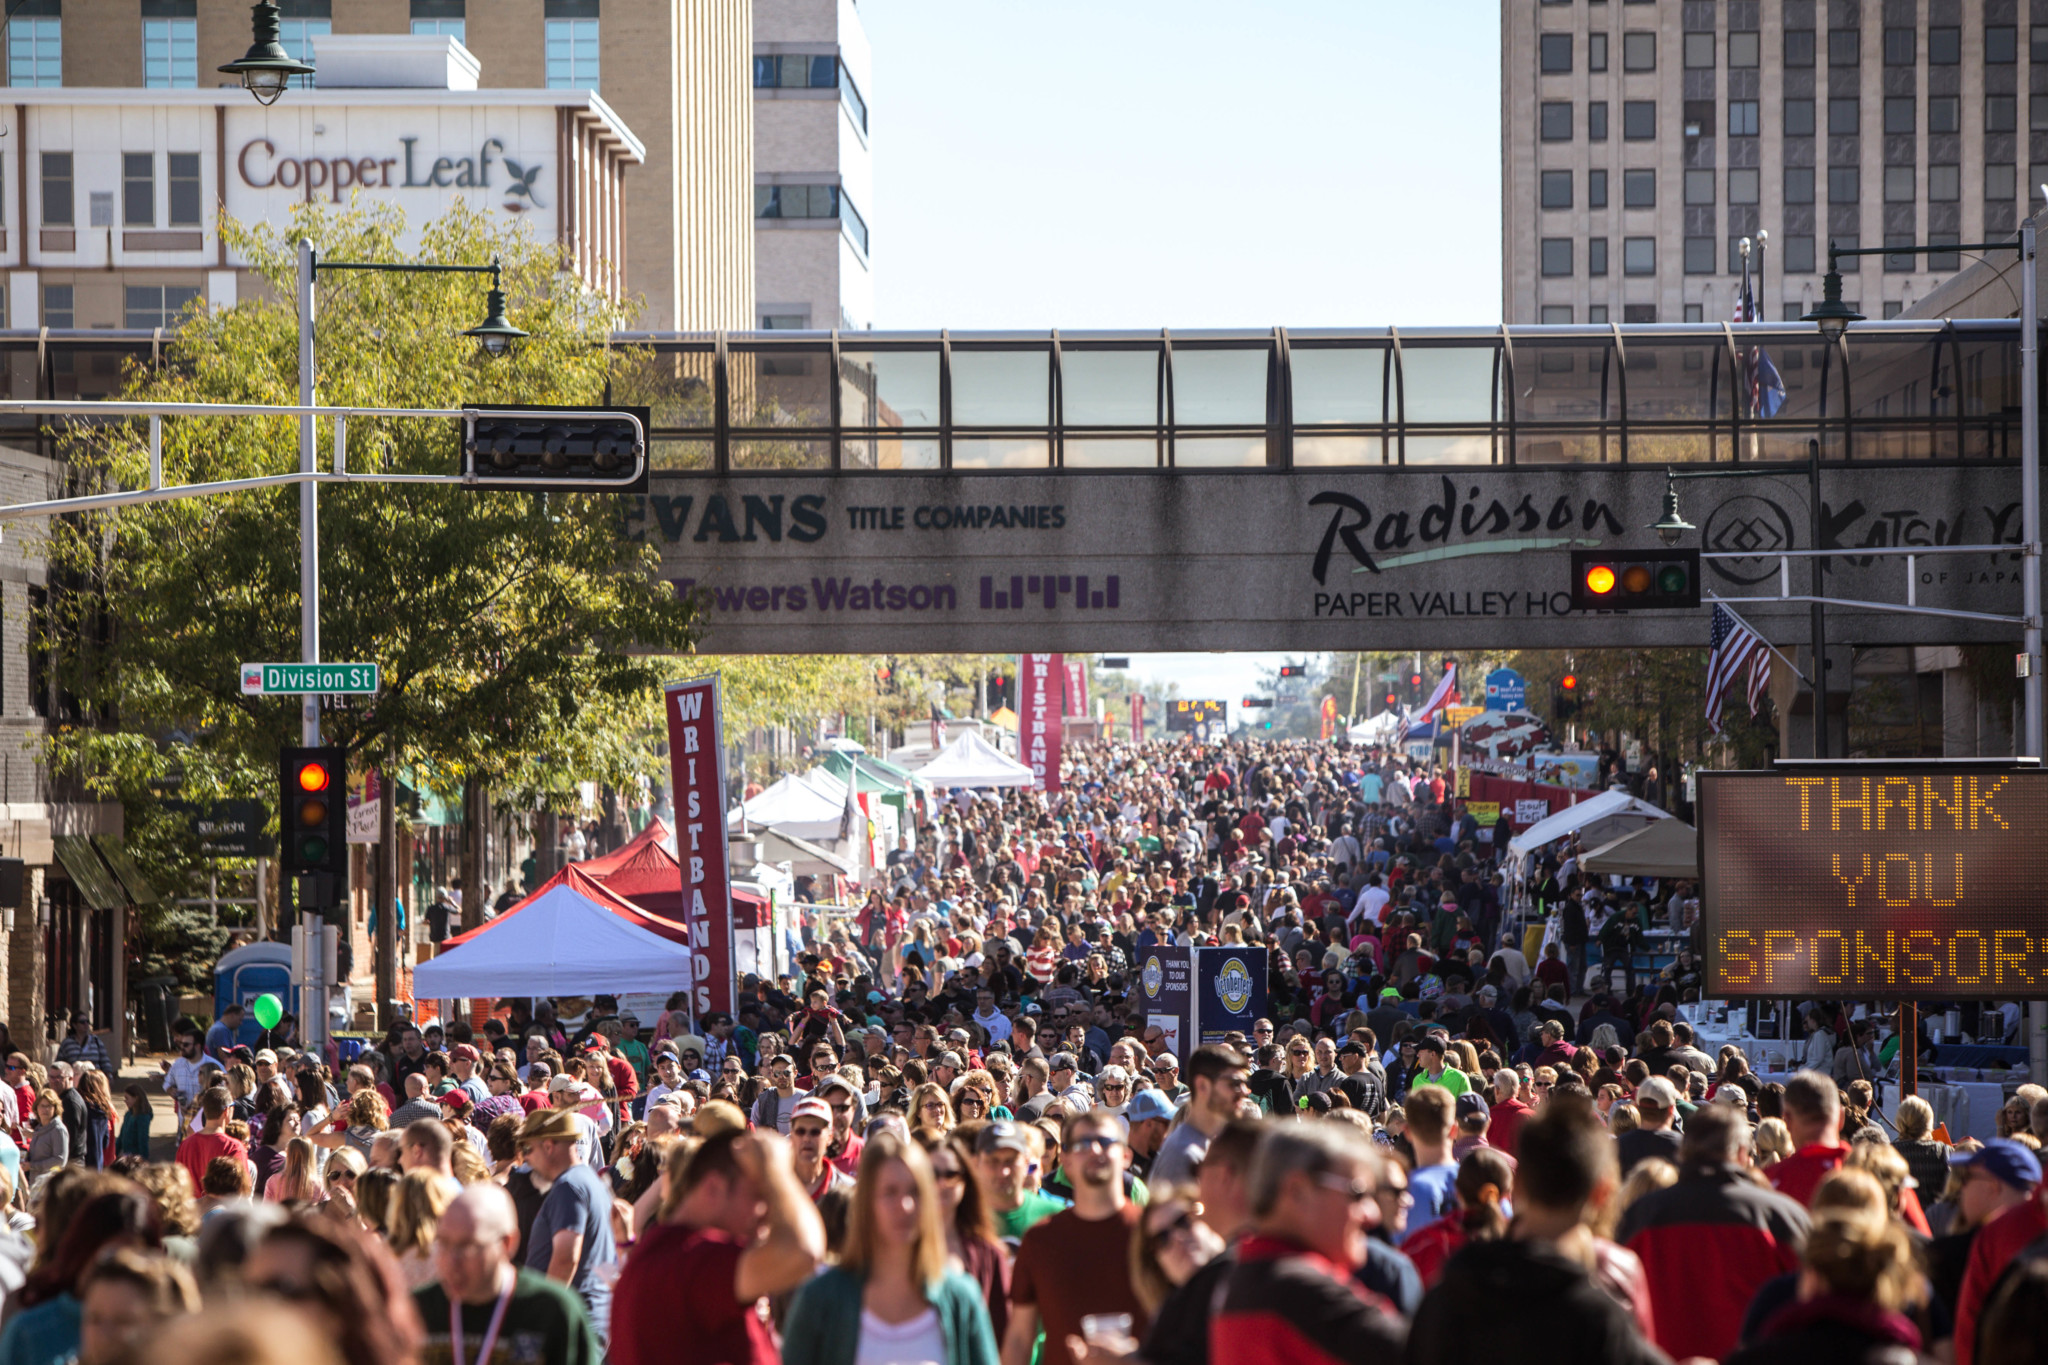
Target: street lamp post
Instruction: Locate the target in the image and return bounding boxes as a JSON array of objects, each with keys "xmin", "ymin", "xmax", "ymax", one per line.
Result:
[{"xmin": 1805, "ymin": 230, "xmax": 2046, "ymax": 1085}]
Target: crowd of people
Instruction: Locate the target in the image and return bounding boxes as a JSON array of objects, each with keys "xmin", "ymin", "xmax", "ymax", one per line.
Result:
[{"xmin": 0, "ymin": 733, "xmax": 2044, "ymax": 1365}]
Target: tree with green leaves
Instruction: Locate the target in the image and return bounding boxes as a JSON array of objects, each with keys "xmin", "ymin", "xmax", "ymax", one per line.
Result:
[{"xmin": 39, "ymin": 201, "xmax": 698, "ymax": 963}]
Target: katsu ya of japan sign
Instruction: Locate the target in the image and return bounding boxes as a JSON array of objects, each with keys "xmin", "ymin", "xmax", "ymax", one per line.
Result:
[
  {"xmin": 634, "ymin": 467, "xmax": 2037, "ymax": 653},
  {"xmin": 1699, "ymin": 766, "xmax": 2048, "ymax": 999}
]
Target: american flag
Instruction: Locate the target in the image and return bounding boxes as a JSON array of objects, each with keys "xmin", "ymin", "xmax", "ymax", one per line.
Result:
[
  {"xmin": 1705, "ymin": 603, "xmax": 1773, "ymax": 733},
  {"xmin": 1733, "ymin": 260, "xmax": 1787, "ymax": 417}
]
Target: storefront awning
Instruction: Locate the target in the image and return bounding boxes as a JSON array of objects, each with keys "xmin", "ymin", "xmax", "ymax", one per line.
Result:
[
  {"xmin": 52, "ymin": 836, "xmax": 127, "ymax": 911},
  {"xmin": 91, "ymin": 836, "xmax": 159, "ymax": 906}
]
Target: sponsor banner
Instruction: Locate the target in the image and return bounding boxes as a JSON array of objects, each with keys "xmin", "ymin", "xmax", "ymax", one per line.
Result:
[
  {"xmin": 1138, "ymin": 947, "xmax": 1194, "ymax": 1056},
  {"xmin": 1021, "ymin": 654, "xmax": 1063, "ymax": 792},
  {"xmin": 639, "ymin": 469, "xmax": 2034, "ymax": 653},
  {"xmin": 665, "ymin": 675, "xmax": 735, "ymax": 1016},
  {"xmin": 1195, "ymin": 946, "xmax": 1267, "ymax": 1046}
]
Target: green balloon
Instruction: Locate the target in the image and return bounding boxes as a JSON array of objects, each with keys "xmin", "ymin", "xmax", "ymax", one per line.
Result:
[{"xmin": 251, "ymin": 993, "xmax": 283, "ymax": 1031}]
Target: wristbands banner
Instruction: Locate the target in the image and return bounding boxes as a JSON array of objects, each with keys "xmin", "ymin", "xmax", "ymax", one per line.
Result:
[
  {"xmin": 1021, "ymin": 653, "xmax": 1063, "ymax": 792},
  {"xmin": 665, "ymin": 674, "xmax": 734, "ymax": 1016}
]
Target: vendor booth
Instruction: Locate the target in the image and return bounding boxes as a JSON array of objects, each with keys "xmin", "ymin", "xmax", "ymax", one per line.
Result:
[
  {"xmin": 413, "ymin": 883, "xmax": 695, "ymax": 997},
  {"xmin": 912, "ymin": 731, "xmax": 1036, "ymax": 788}
]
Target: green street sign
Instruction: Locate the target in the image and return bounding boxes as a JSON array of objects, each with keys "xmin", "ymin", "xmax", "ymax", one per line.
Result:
[{"xmin": 239, "ymin": 662, "xmax": 380, "ymax": 695}]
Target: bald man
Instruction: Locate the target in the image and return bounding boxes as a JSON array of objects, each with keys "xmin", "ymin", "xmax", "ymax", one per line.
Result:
[{"xmin": 415, "ymin": 1183, "xmax": 603, "ymax": 1363}]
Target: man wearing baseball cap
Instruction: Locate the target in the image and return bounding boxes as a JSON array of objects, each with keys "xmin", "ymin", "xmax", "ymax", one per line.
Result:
[
  {"xmin": 976, "ymin": 1120, "xmax": 1068, "ymax": 1240},
  {"xmin": 786, "ymin": 1095, "xmax": 852, "ymax": 1253},
  {"xmin": 1951, "ymin": 1137, "xmax": 2046, "ymax": 1365},
  {"xmin": 450, "ymin": 1044, "xmax": 489, "ymax": 1107},
  {"xmin": 520, "ymin": 1107, "xmax": 616, "ymax": 1341},
  {"xmin": 1123, "ymin": 1088, "xmax": 1176, "ymax": 1180}
]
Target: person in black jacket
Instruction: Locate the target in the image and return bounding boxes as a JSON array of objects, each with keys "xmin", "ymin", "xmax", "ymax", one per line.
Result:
[{"xmin": 1408, "ymin": 1094, "xmax": 1669, "ymax": 1365}]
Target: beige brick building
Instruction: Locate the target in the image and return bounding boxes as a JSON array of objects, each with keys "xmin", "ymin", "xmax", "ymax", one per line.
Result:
[{"xmin": 1503, "ymin": 0, "xmax": 2044, "ymax": 326}]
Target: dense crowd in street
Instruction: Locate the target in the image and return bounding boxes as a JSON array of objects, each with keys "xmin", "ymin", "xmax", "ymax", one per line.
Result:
[{"xmin": 0, "ymin": 733, "xmax": 2041, "ymax": 1365}]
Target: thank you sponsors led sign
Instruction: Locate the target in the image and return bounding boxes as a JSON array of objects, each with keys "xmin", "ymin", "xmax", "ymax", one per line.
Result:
[{"xmin": 1699, "ymin": 765, "xmax": 2048, "ymax": 998}]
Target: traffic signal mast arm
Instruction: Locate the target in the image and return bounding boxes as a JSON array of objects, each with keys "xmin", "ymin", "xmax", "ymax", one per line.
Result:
[{"xmin": 0, "ymin": 398, "xmax": 648, "ymax": 525}]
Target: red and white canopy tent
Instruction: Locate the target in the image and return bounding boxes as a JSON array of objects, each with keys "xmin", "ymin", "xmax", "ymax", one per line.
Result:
[
  {"xmin": 441, "ymin": 864, "xmax": 692, "ymax": 948},
  {"xmin": 413, "ymin": 882, "xmax": 694, "ymax": 998}
]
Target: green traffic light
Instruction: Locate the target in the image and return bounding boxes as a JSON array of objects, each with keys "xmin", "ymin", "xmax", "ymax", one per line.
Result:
[
  {"xmin": 1656, "ymin": 563, "xmax": 1689, "ymax": 595},
  {"xmin": 300, "ymin": 835, "xmax": 329, "ymax": 863}
]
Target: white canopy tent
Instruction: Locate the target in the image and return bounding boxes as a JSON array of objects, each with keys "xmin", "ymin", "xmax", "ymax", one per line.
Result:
[
  {"xmin": 1506, "ymin": 787, "xmax": 1671, "ymax": 863},
  {"xmin": 1580, "ymin": 818, "xmax": 1699, "ymax": 879},
  {"xmin": 729, "ymin": 770, "xmax": 848, "ymax": 841},
  {"xmin": 1346, "ymin": 712, "xmax": 1406, "ymax": 745},
  {"xmin": 911, "ymin": 731, "xmax": 1036, "ymax": 788},
  {"xmin": 412, "ymin": 884, "xmax": 694, "ymax": 997}
]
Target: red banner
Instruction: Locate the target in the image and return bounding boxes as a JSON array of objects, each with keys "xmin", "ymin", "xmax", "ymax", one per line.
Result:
[
  {"xmin": 1021, "ymin": 653, "xmax": 1063, "ymax": 792},
  {"xmin": 1064, "ymin": 658, "xmax": 1090, "ymax": 718},
  {"xmin": 1131, "ymin": 693, "xmax": 1145, "ymax": 739},
  {"xmin": 665, "ymin": 675, "xmax": 734, "ymax": 1017}
]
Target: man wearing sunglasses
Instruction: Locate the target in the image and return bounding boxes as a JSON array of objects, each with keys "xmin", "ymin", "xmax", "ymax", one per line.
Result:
[{"xmin": 1006, "ymin": 1111, "xmax": 1147, "ymax": 1365}]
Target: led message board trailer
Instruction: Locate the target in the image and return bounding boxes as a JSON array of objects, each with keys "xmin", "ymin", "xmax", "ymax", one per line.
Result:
[
  {"xmin": 1167, "ymin": 700, "xmax": 1226, "ymax": 733},
  {"xmin": 1699, "ymin": 763, "xmax": 2048, "ymax": 999}
]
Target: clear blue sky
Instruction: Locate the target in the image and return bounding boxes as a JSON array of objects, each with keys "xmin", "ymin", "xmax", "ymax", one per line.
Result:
[{"xmin": 860, "ymin": 0, "xmax": 1503, "ymax": 331}]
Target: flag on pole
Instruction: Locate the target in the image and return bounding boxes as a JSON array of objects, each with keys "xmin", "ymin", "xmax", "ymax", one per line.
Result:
[
  {"xmin": 1705, "ymin": 603, "xmax": 1773, "ymax": 733},
  {"xmin": 930, "ymin": 702, "xmax": 947, "ymax": 748},
  {"xmin": 1733, "ymin": 254, "xmax": 1787, "ymax": 418},
  {"xmin": 1414, "ymin": 663, "xmax": 1459, "ymax": 723}
]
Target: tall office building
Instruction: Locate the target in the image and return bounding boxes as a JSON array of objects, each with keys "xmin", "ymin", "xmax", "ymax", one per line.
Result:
[
  {"xmin": 1502, "ymin": 0, "xmax": 2044, "ymax": 326},
  {"xmin": 752, "ymin": 0, "xmax": 871, "ymax": 330}
]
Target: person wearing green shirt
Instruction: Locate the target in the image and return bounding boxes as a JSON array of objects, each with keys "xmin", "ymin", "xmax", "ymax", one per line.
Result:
[
  {"xmin": 1409, "ymin": 1037, "xmax": 1471, "ymax": 1098},
  {"xmin": 974, "ymin": 1120, "xmax": 1069, "ymax": 1240},
  {"xmin": 613, "ymin": 1014, "xmax": 652, "ymax": 1088},
  {"xmin": 414, "ymin": 1184, "xmax": 601, "ymax": 1365}
]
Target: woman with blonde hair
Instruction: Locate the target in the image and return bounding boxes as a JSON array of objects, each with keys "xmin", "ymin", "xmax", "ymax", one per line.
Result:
[
  {"xmin": 385, "ymin": 1168, "xmax": 453, "ymax": 1289},
  {"xmin": 781, "ymin": 1131, "xmax": 998, "ymax": 1365},
  {"xmin": 910, "ymin": 1083, "xmax": 955, "ymax": 1139},
  {"xmin": 1753, "ymin": 1116, "xmax": 1795, "ymax": 1169},
  {"xmin": 264, "ymin": 1137, "xmax": 325, "ymax": 1204},
  {"xmin": 310, "ymin": 1088, "xmax": 387, "ymax": 1160}
]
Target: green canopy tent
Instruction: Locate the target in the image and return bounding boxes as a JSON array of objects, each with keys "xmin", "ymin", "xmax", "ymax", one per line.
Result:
[{"xmin": 816, "ymin": 749, "xmax": 928, "ymax": 823}]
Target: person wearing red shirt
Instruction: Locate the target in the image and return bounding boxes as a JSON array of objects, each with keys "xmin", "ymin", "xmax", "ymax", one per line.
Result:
[
  {"xmin": 609, "ymin": 1125, "xmax": 824, "ymax": 1365},
  {"xmin": 176, "ymin": 1086, "xmax": 248, "ymax": 1193},
  {"xmin": 1947, "ymin": 1139, "xmax": 2045, "ymax": 1365},
  {"xmin": 1483, "ymin": 1069, "xmax": 1533, "ymax": 1157},
  {"xmin": 1765, "ymin": 1073, "xmax": 1848, "ymax": 1207}
]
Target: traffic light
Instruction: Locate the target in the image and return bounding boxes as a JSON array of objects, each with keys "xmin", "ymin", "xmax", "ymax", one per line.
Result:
[
  {"xmin": 1569, "ymin": 548, "xmax": 1700, "ymax": 612},
  {"xmin": 1241, "ymin": 696, "xmax": 1274, "ymax": 708},
  {"xmin": 462, "ymin": 405, "xmax": 650, "ymax": 492},
  {"xmin": 280, "ymin": 747, "xmax": 348, "ymax": 909},
  {"xmin": 1555, "ymin": 673, "xmax": 1582, "ymax": 720},
  {"xmin": 1384, "ymin": 692, "xmax": 1398, "ymax": 708},
  {"xmin": 1278, "ymin": 665, "xmax": 1305, "ymax": 678}
]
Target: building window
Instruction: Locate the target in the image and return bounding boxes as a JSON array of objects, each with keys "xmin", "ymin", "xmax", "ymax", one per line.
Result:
[
  {"xmin": 1883, "ymin": 97, "xmax": 1914, "ymax": 135},
  {"xmin": 1622, "ymin": 32, "xmax": 1655, "ymax": 71},
  {"xmin": 1540, "ymin": 238, "xmax": 1574, "ymax": 276},
  {"xmin": 1929, "ymin": 26, "xmax": 1961, "ymax": 64},
  {"xmin": 40, "ymin": 152, "xmax": 70, "ymax": 226},
  {"xmin": 1828, "ymin": 166, "xmax": 1860, "ymax": 201},
  {"xmin": 1930, "ymin": 96, "xmax": 1960, "ymax": 134},
  {"xmin": 1785, "ymin": 98, "xmax": 1815, "ymax": 136},
  {"xmin": 1785, "ymin": 167, "xmax": 1815, "ymax": 203},
  {"xmin": 759, "ymin": 311, "xmax": 809, "ymax": 329},
  {"xmin": 1622, "ymin": 100, "xmax": 1655, "ymax": 139},
  {"xmin": 756, "ymin": 182, "xmax": 868, "ymax": 254},
  {"xmin": 167, "ymin": 153, "xmax": 200, "ymax": 226},
  {"xmin": 142, "ymin": 1, "xmax": 197, "ymax": 89},
  {"xmin": 277, "ymin": 1, "xmax": 330, "ymax": 88},
  {"xmin": 2035, "ymin": 99, "xmax": 2048, "ymax": 132},
  {"xmin": 1785, "ymin": 235, "xmax": 1816, "ymax": 273},
  {"xmin": 410, "ymin": 0, "xmax": 463, "ymax": 40},
  {"xmin": 755, "ymin": 53, "xmax": 833, "ymax": 88},
  {"xmin": 1622, "ymin": 168, "xmax": 1656, "ymax": 207},
  {"xmin": 1623, "ymin": 304, "xmax": 1657, "ymax": 324},
  {"xmin": 1987, "ymin": 163, "xmax": 2017, "ymax": 200},
  {"xmin": 1883, "ymin": 27, "xmax": 1914, "ymax": 65},
  {"xmin": 1540, "ymin": 306, "xmax": 1574, "ymax": 324},
  {"xmin": 839, "ymin": 63, "xmax": 867, "ymax": 134},
  {"xmin": 1785, "ymin": 29, "xmax": 1815, "ymax": 68},
  {"xmin": 8, "ymin": 0, "xmax": 59, "ymax": 87},
  {"xmin": 1729, "ymin": 167, "xmax": 1760, "ymax": 204},
  {"xmin": 1684, "ymin": 168, "xmax": 1714, "ymax": 203},
  {"xmin": 1623, "ymin": 237, "xmax": 1655, "ymax": 275},
  {"xmin": 1684, "ymin": 303, "xmax": 1704, "ymax": 323},
  {"xmin": 1883, "ymin": 166, "xmax": 1914, "ymax": 201},
  {"xmin": 1929, "ymin": 163, "xmax": 1961, "ymax": 201},
  {"xmin": 1987, "ymin": 25, "xmax": 2018, "ymax": 64},
  {"xmin": 122, "ymin": 153, "xmax": 152, "ymax": 227},
  {"xmin": 1540, "ymin": 102, "xmax": 1573, "ymax": 140},
  {"xmin": 42, "ymin": 283, "xmax": 71, "ymax": 328},
  {"xmin": 1589, "ymin": 33, "xmax": 1607, "ymax": 71},
  {"xmin": 1729, "ymin": 31, "xmax": 1759, "ymax": 68},
  {"xmin": 1828, "ymin": 29, "xmax": 1859, "ymax": 66},
  {"xmin": 1588, "ymin": 305, "xmax": 1610, "ymax": 324},
  {"xmin": 1929, "ymin": 232, "xmax": 1961, "ymax": 271},
  {"xmin": 544, "ymin": 0, "xmax": 599, "ymax": 90},
  {"xmin": 1685, "ymin": 236, "xmax": 1715, "ymax": 273},
  {"xmin": 1540, "ymin": 33, "xmax": 1572, "ymax": 73},
  {"xmin": 1589, "ymin": 168, "xmax": 1608, "ymax": 206},
  {"xmin": 1828, "ymin": 98, "xmax": 1859, "ymax": 135},
  {"xmin": 1683, "ymin": 31, "xmax": 1714, "ymax": 68},
  {"xmin": 1589, "ymin": 237, "xmax": 1609, "ymax": 276},
  {"xmin": 1987, "ymin": 95, "xmax": 2017, "ymax": 133},
  {"xmin": 1884, "ymin": 234, "xmax": 1916, "ymax": 272},
  {"xmin": 123, "ymin": 285, "xmax": 199, "ymax": 330},
  {"xmin": 1728, "ymin": 100, "xmax": 1759, "ymax": 136},
  {"xmin": 1588, "ymin": 101, "xmax": 1608, "ymax": 140},
  {"xmin": 1541, "ymin": 169, "xmax": 1573, "ymax": 208}
]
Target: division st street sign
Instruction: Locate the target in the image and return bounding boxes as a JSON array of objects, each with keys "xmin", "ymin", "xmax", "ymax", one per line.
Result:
[{"xmin": 240, "ymin": 663, "xmax": 381, "ymax": 695}]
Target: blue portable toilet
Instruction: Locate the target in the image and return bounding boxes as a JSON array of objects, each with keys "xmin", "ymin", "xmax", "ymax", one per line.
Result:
[{"xmin": 213, "ymin": 942, "xmax": 294, "ymax": 1048}]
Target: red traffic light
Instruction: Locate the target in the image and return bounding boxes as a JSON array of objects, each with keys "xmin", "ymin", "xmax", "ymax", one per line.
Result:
[
  {"xmin": 1560, "ymin": 674, "xmax": 1579, "ymax": 691},
  {"xmin": 1583, "ymin": 564, "xmax": 1618, "ymax": 596},
  {"xmin": 1410, "ymin": 674, "xmax": 1422, "ymax": 686},
  {"xmin": 297, "ymin": 761, "xmax": 331, "ymax": 793},
  {"xmin": 1385, "ymin": 692, "xmax": 1398, "ymax": 706}
]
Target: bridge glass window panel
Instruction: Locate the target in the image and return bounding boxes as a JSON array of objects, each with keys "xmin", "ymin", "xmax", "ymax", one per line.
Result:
[
  {"xmin": 951, "ymin": 437, "xmax": 1050, "ymax": 469},
  {"xmin": 1514, "ymin": 338, "xmax": 1612, "ymax": 464},
  {"xmin": 1169, "ymin": 346, "xmax": 1267, "ymax": 426},
  {"xmin": 1953, "ymin": 331, "xmax": 2022, "ymax": 457},
  {"xmin": 839, "ymin": 437, "xmax": 939, "ymax": 471},
  {"xmin": 1063, "ymin": 438, "xmax": 1158, "ymax": 468},
  {"xmin": 731, "ymin": 439, "xmax": 830, "ymax": 470},
  {"xmin": 838, "ymin": 348, "xmax": 939, "ymax": 430},
  {"xmin": 1737, "ymin": 331, "xmax": 1837, "ymax": 461},
  {"xmin": 1621, "ymin": 336, "xmax": 1720, "ymax": 463},
  {"xmin": 1289, "ymin": 344, "xmax": 1388, "ymax": 426},
  {"xmin": 727, "ymin": 345, "xmax": 831, "ymax": 430},
  {"xmin": 611, "ymin": 344, "xmax": 715, "ymax": 432},
  {"xmin": 1173, "ymin": 437, "xmax": 1266, "ymax": 468},
  {"xmin": 950, "ymin": 347, "xmax": 1049, "ymax": 427},
  {"xmin": 1398, "ymin": 342, "xmax": 1499, "ymax": 425},
  {"xmin": 1060, "ymin": 347, "xmax": 1160, "ymax": 427},
  {"xmin": 1845, "ymin": 333, "xmax": 1948, "ymax": 459}
]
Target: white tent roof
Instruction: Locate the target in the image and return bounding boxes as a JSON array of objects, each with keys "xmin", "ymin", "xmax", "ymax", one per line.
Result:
[
  {"xmin": 1506, "ymin": 787, "xmax": 1670, "ymax": 861},
  {"xmin": 1580, "ymin": 818, "xmax": 1698, "ymax": 879},
  {"xmin": 1346, "ymin": 713, "xmax": 1405, "ymax": 744},
  {"xmin": 911, "ymin": 730, "xmax": 1037, "ymax": 788},
  {"xmin": 729, "ymin": 770, "xmax": 847, "ymax": 839},
  {"xmin": 411, "ymin": 884, "xmax": 694, "ymax": 997}
]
